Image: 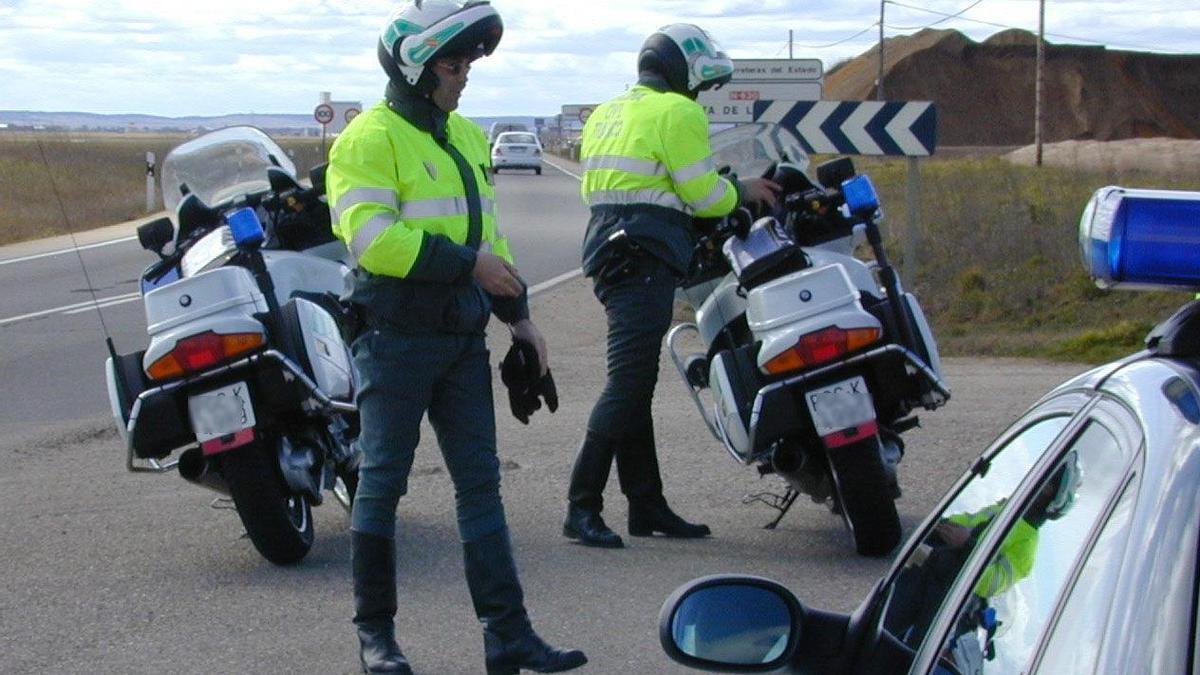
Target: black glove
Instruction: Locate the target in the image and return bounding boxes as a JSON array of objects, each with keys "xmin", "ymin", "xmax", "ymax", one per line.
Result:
[{"xmin": 499, "ymin": 338, "xmax": 558, "ymax": 424}]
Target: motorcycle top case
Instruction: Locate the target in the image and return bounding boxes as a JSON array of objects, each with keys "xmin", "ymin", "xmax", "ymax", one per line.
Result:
[{"xmin": 142, "ymin": 266, "xmax": 269, "ymax": 368}]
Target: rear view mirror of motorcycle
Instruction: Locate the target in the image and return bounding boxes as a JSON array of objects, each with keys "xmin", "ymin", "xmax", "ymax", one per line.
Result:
[
  {"xmin": 727, "ymin": 207, "xmax": 754, "ymax": 240},
  {"xmin": 309, "ymin": 163, "xmax": 328, "ymax": 196},
  {"xmin": 816, "ymin": 157, "xmax": 856, "ymax": 189},
  {"xmin": 226, "ymin": 207, "xmax": 265, "ymax": 249},
  {"xmin": 137, "ymin": 216, "xmax": 175, "ymax": 257}
]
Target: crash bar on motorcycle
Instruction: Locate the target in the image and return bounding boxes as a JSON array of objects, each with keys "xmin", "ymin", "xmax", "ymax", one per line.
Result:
[
  {"xmin": 666, "ymin": 323, "xmax": 722, "ymax": 439},
  {"xmin": 125, "ymin": 348, "xmax": 356, "ymax": 474}
]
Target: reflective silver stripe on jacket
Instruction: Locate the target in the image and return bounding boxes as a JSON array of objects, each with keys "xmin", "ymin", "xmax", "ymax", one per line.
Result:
[
  {"xmin": 582, "ymin": 155, "xmax": 666, "ymax": 177},
  {"xmin": 350, "ymin": 212, "xmax": 396, "ymax": 261},
  {"xmin": 332, "ymin": 187, "xmax": 400, "ymax": 223},
  {"xmin": 688, "ymin": 179, "xmax": 731, "ymax": 212},
  {"xmin": 399, "ymin": 195, "xmax": 496, "ymax": 219},
  {"xmin": 670, "ymin": 156, "xmax": 716, "ymax": 184},
  {"xmin": 585, "ymin": 188, "xmax": 686, "ymax": 211}
]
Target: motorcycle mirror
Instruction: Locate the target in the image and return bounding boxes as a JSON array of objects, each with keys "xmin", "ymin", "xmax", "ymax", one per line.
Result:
[
  {"xmin": 771, "ymin": 163, "xmax": 817, "ymax": 195},
  {"xmin": 267, "ymin": 166, "xmax": 302, "ymax": 194},
  {"xmin": 658, "ymin": 575, "xmax": 804, "ymax": 672},
  {"xmin": 816, "ymin": 157, "xmax": 856, "ymax": 190},
  {"xmin": 137, "ymin": 216, "xmax": 175, "ymax": 256},
  {"xmin": 309, "ymin": 163, "xmax": 328, "ymax": 196}
]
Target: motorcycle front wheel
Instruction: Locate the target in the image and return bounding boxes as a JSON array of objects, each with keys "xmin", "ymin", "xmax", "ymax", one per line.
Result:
[
  {"xmin": 221, "ymin": 441, "xmax": 315, "ymax": 565},
  {"xmin": 826, "ymin": 434, "xmax": 902, "ymax": 557}
]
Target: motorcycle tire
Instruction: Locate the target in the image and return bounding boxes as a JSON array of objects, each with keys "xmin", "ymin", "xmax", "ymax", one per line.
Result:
[
  {"xmin": 826, "ymin": 435, "xmax": 902, "ymax": 558},
  {"xmin": 220, "ymin": 441, "xmax": 315, "ymax": 565}
]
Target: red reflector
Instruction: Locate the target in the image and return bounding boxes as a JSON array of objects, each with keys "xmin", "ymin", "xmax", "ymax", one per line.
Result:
[
  {"xmin": 174, "ymin": 332, "xmax": 226, "ymax": 372},
  {"xmin": 201, "ymin": 428, "xmax": 255, "ymax": 455},
  {"xmin": 822, "ymin": 419, "xmax": 878, "ymax": 449}
]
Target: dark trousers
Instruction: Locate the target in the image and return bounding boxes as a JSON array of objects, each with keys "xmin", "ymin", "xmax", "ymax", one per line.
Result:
[
  {"xmin": 568, "ymin": 255, "xmax": 676, "ymax": 512},
  {"xmin": 350, "ymin": 327, "xmax": 506, "ymax": 543}
]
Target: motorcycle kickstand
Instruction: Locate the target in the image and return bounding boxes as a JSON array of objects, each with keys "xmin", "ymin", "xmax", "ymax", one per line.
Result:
[
  {"xmin": 742, "ymin": 488, "xmax": 800, "ymax": 530},
  {"xmin": 209, "ymin": 497, "xmax": 236, "ymax": 510}
]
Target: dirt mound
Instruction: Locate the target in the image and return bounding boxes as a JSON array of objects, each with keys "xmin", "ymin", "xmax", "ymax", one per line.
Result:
[
  {"xmin": 1007, "ymin": 138, "xmax": 1200, "ymax": 174},
  {"xmin": 825, "ymin": 29, "xmax": 1200, "ymax": 146}
]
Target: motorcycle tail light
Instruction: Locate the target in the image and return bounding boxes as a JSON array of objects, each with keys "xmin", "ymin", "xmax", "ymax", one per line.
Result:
[
  {"xmin": 762, "ymin": 326, "xmax": 882, "ymax": 375},
  {"xmin": 146, "ymin": 331, "xmax": 265, "ymax": 380}
]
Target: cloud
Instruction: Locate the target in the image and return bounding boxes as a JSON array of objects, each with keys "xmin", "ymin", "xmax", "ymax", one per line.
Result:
[{"xmin": 0, "ymin": 0, "xmax": 1195, "ymax": 116}]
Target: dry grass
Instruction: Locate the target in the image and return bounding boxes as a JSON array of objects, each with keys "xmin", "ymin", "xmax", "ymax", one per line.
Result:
[{"xmin": 0, "ymin": 131, "xmax": 328, "ymax": 245}]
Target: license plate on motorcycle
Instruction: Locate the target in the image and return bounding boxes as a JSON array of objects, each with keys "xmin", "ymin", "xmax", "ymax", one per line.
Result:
[
  {"xmin": 804, "ymin": 375, "xmax": 876, "ymax": 442},
  {"xmin": 188, "ymin": 382, "xmax": 256, "ymax": 444}
]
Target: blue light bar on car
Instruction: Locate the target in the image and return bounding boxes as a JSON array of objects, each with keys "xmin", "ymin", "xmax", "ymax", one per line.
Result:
[{"xmin": 1079, "ymin": 186, "xmax": 1200, "ymax": 290}]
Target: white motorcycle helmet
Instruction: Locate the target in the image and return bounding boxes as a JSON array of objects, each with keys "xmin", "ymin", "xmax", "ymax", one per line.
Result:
[
  {"xmin": 378, "ymin": 0, "xmax": 503, "ymax": 92},
  {"xmin": 637, "ymin": 24, "xmax": 734, "ymax": 99}
]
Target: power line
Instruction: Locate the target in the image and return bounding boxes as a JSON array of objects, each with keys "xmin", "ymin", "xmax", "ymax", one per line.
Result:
[
  {"xmin": 790, "ymin": 24, "xmax": 880, "ymax": 49},
  {"xmin": 883, "ymin": 0, "xmax": 1185, "ymax": 52},
  {"xmin": 885, "ymin": 0, "xmax": 987, "ymax": 30}
]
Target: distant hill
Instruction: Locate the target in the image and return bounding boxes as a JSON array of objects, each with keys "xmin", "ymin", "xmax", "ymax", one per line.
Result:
[
  {"xmin": 825, "ymin": 28, "xmax": 1200, "ymax": 146},
  {"xmin": 0, "ymin": 110, "xmax": 552, "ymax": 136}
]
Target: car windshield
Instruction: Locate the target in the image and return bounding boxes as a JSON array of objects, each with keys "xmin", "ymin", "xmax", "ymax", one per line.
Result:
[
  {"xmin": 709, "ymin": 123, "xmax": 809, "ymax": 178},
  {"xmin": 160, "ymin": 126, "xmax": 296, "ymax": 216},
  {"xmin": 498, "ymin": 133, "xmax": 537, "ymax": 145}
]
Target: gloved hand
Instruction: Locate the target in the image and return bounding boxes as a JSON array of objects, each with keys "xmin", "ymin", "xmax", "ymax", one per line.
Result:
[{"xmin": 500, "ymin": 337, "xmax": 558, "ymax": 424}]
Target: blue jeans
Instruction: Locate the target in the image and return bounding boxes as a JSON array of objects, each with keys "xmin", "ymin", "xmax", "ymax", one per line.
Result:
[{"xmin": 350, "ymin": 328, "xmax": 506, "ymax": 543}]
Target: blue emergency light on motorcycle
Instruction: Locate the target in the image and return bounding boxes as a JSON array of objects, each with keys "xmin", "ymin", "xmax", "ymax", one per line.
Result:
[
  {"xmin": 226, "ymin": 207, "xmax": 265, "ymax": 248},
  {"xmin": 842, "ymin": 175, "xmax": 880, "ymax": 217},
  {"xmin": 1079, "ymin": 186, "xmax": 1200, "ymax": 290}
]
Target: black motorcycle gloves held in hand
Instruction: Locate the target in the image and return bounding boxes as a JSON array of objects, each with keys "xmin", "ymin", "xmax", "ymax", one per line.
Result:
[{"xmin": 500, "ymin": 338, "xmax": 558, "ymax": 424}]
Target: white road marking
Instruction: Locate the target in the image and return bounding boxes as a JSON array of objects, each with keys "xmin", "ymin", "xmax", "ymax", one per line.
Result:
[
  {"xmin": 543, "ymin": 158, "xmax": 582, "ymax": 181},
  {"xmin": 63, "ymin": 295, "xmax": 142, "ymax": 315},
  {"xmin": 0, "ymin": 292, "xmax": 140, "ymax": 327},
  {"xmin": 0, "ymin": 235, "xmax": 138, "ymax": 267}
]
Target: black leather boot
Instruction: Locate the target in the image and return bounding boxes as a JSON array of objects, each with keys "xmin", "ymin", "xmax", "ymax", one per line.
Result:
[
  {"xmin": 617, "ymin": 421, "xmax": 711, "ymax": 538},
  {"xmin": 562, "ymin": 504, "xmax": 624, "ymax": 548},
  {"xmin": 351, "ymin": 531, "xmax": 414, "ymax": 674},
  {"xmin": 628, "ymin": 496, "xmax": 711, "ymax": 538},
  {"xmin": 564, "ymin": 431, "xmax": 624, "ymax": 548},
  {"xmin": 464, "ymin": 528, "xmax": 588, "ymax": 674}
]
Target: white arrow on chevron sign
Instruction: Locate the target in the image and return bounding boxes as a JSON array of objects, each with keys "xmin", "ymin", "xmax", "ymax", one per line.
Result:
[
  {"xmin": 885, "ymin": 102, "xmax": 933, "ymax": 156},
  {"xmin": 842, "ymin": 101, "xmax": 886, "ymax": 155}
]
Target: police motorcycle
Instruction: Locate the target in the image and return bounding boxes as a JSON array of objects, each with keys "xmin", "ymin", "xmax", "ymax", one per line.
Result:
[
  {"xmin": 667, "ymin": 123, "xmax": 949, "ymax": 556},
  {"xmin": 104, "ymin": 126, "xmax": 361, "ymax": 565}
]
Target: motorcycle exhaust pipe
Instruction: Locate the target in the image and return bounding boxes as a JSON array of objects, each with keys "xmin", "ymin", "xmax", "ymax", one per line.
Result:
[{"xmin": 178, "ymin": 447, "xmax": 231, "ymax": 496}]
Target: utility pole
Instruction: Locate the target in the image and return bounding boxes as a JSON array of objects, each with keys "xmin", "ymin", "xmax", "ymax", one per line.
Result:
[
  {"xmin": 788, "ymin": 29, "xmax": 794, "ymax": 59},
  {"xmin": 1035, "ymin": 0, "xmax": 1046, "ymax": 166},
  {"xmin": 878, "ymin": 1, "xmax": 886, "ymax": 100}
]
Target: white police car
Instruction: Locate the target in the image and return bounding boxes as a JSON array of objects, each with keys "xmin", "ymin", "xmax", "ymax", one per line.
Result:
[{"xmin": 657, "ymin": 186, "xmax": 1200, "ymax": 674}]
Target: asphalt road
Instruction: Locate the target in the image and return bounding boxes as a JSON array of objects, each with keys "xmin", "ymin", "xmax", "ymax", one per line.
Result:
[{"xmin": 0, "ymin": 157, "xmax": 1090, "ymax": 673}]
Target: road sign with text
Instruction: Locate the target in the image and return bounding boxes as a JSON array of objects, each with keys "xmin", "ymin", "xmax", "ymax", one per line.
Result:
[{"xmin": 753, "ymin": 100, "xmax": 937, "ymax": 156}]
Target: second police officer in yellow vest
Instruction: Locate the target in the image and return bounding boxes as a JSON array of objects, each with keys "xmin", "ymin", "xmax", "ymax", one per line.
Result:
[
  {"xmin": 327, "ymin": 1, "xmax": 585, "ymax": 673},
  {"xmin": 563, "ymin": 24, "xmax": 781, "ymax": 548}
]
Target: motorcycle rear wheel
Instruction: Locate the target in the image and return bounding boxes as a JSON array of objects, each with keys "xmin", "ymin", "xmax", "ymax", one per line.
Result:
[
  {"xmin": 221, "ymin": 442, "xmax": 315, "ymax": 565},
  {"xmin": 826, "ymin": 435, "xmax": 902, "ymax": 557}
]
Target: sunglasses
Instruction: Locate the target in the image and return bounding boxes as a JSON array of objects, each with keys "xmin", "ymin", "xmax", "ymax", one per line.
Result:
[{"xmin": 433, "ymin": 58, "xmax": 473, "ymax": 76}]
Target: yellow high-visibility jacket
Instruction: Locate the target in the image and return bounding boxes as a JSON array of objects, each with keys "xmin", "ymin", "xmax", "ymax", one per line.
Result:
[
  {"xmin": 579, "ymin": 80, "xmax": 740, "ymax": 276},
  {"xmin": 328, "ymin": 97, "xmax": 527, "ymax": 332}
]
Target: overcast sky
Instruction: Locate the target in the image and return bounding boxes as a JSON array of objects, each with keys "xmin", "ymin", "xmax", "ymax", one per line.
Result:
[{"xmin": 2, "ymin": 0, "xmax": 1196, "ymax": 118}]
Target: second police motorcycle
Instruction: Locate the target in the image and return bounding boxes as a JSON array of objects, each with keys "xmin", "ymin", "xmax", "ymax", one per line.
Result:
[
  {"xmin": 104, "ymin": 127, "xmax": 361, "ymax": 565},
  {"xmin": 668, "ymin": 124, "xmax": 950, "ymax": 556}
]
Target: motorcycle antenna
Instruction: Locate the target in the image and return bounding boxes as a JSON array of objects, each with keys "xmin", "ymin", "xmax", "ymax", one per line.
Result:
[{"xmin": 33, "ymin": 136, "xmax": 119, "ymax": 355}]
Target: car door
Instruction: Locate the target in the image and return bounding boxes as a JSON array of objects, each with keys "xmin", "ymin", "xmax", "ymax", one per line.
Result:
[{"xmin": 918, "ymin": 395, "xmax": 1142, "ymax": 675}]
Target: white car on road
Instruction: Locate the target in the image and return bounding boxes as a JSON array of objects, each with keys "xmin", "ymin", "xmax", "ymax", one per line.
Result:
[{"xmin": 491, "ymin": 131, "xmax": 542, "ymax": 175}]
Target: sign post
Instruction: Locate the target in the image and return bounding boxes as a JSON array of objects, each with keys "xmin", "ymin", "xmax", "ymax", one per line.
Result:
[{"xmin": 314, "ymin": 103, "xmax": 334, "ymax": 158}]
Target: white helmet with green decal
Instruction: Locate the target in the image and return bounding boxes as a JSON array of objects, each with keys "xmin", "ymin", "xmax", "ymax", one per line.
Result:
[
  {"xmin": 637, "ymin": 23, "xmax": 734, "ymax": 99},
  {"xmin": 378, "ymin": 0, "xmax": 503, "ymax": 89}
]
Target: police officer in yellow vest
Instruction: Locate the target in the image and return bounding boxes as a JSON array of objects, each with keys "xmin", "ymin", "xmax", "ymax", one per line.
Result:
[
  {"xmin": 327, "ymin": 2, "xmax": 586, "ymax": 673},
  {"xmin": 562, "ymin": 24, "xmax": 780, "ymax": 548}
]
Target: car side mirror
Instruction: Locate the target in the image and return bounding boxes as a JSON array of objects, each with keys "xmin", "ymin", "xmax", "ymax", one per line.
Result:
[
  {"xmin": 658, "ymin": 575, "xmax": 803, "ymax": 672},
  {"xmin": 137, "ymin": 216, "xmax": 175, "ymax": 256}
]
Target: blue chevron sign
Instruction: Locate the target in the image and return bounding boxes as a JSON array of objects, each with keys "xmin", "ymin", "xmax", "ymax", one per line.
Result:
[{"xmin": 752, "ymin": 101, "xmax": 937, "ymax": 156}]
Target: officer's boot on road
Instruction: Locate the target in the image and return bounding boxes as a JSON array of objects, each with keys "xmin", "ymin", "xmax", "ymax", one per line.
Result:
[
  {"xmin": 464, "ymin": 528, "xmax": 588, "ymax": 674},
  {"xmin": 563, "ymin": 431, "xmax": 624, "ymax": 548},
  {"xmin": 618, "ymin": 422, "xmax": 711, "ymax": 539},
  {"xmin": 352, "ymin": 531, "xmax": 414, "ymax": 675}
]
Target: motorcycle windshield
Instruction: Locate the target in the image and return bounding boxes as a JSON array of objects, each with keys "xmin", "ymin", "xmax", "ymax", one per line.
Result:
[
  {"xmin": 161, "ymin": 126, "xmax": 296, "ymax": 215},
  {"xmin": 709, "ymin": 123, "xmax": 808, "ymax": 179}
]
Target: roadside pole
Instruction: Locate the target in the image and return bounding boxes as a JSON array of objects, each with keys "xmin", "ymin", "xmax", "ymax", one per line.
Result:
[
  {"xmin": 144, "ymin": 152, "xmax": 156, "ymax": 212},
  {"xmin": 314, "ymin": 103, "xmax": 334, "ymax": 160},
  {"xmin": 906, "ymin": 157, "xmax": 921, "ymax": 275}
]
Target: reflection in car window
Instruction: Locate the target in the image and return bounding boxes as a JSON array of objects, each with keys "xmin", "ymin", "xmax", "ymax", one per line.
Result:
[
  {"xmin": 881, "ymin": 416, "xmax": 1070, "ymax": 653},
  {"xmin": 498, "ymin": 133, "xmax": 537, "ymax": 145},
  {"xmin": 935, "ymin": 420, "xmax": 1130, "ymax": 674}
]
